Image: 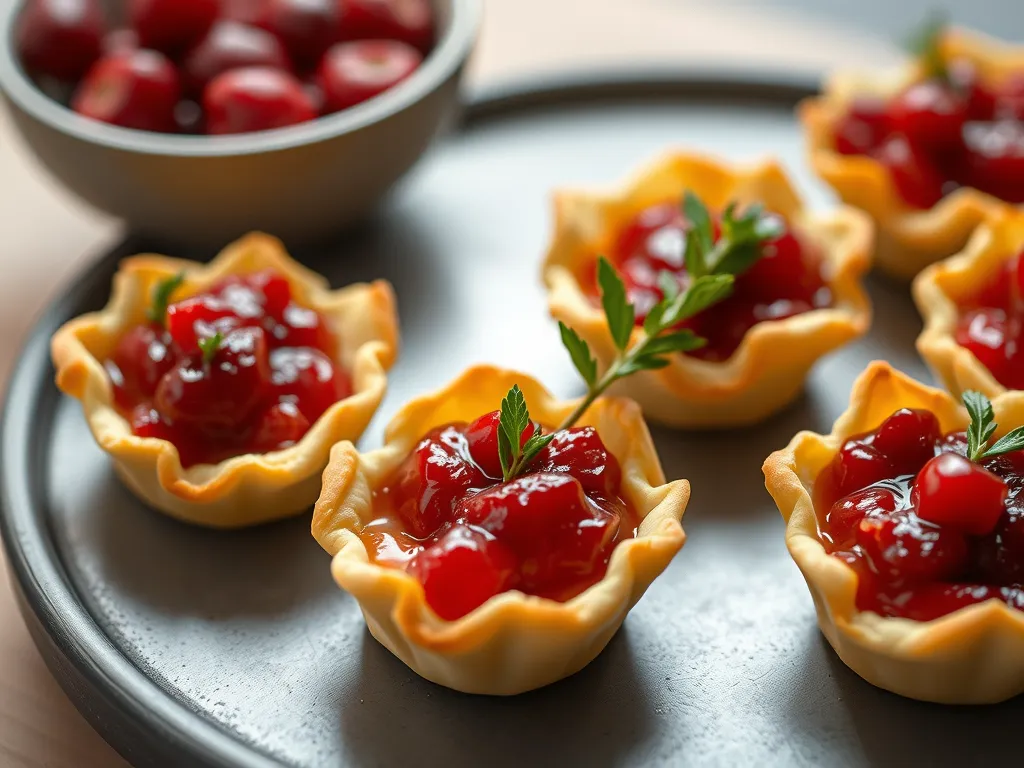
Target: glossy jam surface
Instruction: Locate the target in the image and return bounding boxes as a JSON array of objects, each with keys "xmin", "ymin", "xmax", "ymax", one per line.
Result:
[
  {"xmin": 815, "ymin": 408, "xmax": 1024, "ymax": 621},
  {"xmin": 360, "ymin": 412, "xmax": 638, "ymax": 620},
  {"xmin": 592, "ymin": 203, "xmax": 831, "ymax": 361},
  {"xmin": 954, "ymin": 248, "xmax": 1024, "ymax": 388},
  {"xmin": 832, "ymin": 64, "xmax": 1024, "ymax": 207},
  {"xmin": 105, "ymin": 271, "xmax": 351, "ymax": 467},
  {"xmin": 15, "ymin": 0, "xmax": 433, "ymax": 134}
]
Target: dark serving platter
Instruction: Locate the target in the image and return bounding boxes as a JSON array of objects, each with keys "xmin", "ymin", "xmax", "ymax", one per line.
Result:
[{"xmin": 3, "ymin": 71, "xmax": 1023, "ymax": 768}]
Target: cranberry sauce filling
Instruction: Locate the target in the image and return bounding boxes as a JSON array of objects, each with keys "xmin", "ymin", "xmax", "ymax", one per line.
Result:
[
  {"xmin": 833, "ymin": 65, "xmax": 1024, "ymax": 207},
  {"xmin": 105, "ymin": 270, "xmax": 351, "ymax": 467},
  {"xmin": 814, "ymin": 408, "xmax": 1024, "ymax": 621},
  {"xmin": 590, "ymin": 203, "xmax": 831, "ymax": 361},
  {"xmin": 360, "ymin": 411, "xmax": 639, "ymax": 620},
  {"xmin": 954, "ymin": 247, "xmax": 1024, "ymax": 388}
]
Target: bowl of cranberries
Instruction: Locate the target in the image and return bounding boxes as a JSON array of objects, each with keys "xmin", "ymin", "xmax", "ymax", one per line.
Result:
[{"xmin": 0, "ymin": 0, "xmax": 480, "ymax": 246}]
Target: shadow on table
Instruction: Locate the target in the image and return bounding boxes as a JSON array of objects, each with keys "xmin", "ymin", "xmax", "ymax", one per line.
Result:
[{"xmin": 336, "ymin": 625, "xmax": 666, "ymax": 768}]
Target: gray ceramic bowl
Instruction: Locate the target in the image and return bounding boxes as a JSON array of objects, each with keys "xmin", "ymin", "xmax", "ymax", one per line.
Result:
[{"xmin": 0, "ymin": 0, "xmax": 480, "ymax": 248}]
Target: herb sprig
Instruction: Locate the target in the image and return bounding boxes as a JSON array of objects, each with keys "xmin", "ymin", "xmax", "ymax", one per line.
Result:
[
  {"xmin": 963, "ymin": 390, "xmax": 1024, "ymax": 461},
  {"xmin": 905, "ymin": 12, "xmax": 948, "ymax": 81},
  {"xmin": 198, "ymin": 332, "xmax": 223, "ymax": 365},
  {"xmin": 493, "ymin": 191, "xmax": 784, "ymax": 482},
  {"xmin": 146, "ymin": 272, "xmax": 185, "ymax": 326}
]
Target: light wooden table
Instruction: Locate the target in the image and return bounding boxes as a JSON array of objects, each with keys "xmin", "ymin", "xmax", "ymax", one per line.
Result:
[{"xmin": 0, "ymin": 1, "xmax": 895, "ymax": 765}]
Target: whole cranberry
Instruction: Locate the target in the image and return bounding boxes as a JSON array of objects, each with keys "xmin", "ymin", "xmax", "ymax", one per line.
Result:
[
  {"xmin": 16, "ymin": 0, "xmax": 104, "ymax": 81},
  {"xmin": 407, "ymin": 525, "xmax": 517, "ymax": 621},
  {"xmin": 463, "ymin": 410, "xmax": 536, "ymax": 479},
  {"xmin": 155, "ymin": 327, "xmax": 272, "ymax": 429},
  {"xmin": 956, "ymin": 308, "xmax": 1011, "ymax": 384},
  {"xmin": 856, "ymin": 511, "xmax": 969, "ymax": 584},
  {"xmin": 249, "ymin": 401, "xmax": 311, "ymax": 453},
  {"xmin": 339, "ymin": 0, "xmax": 435, "ymax": 54},
  {"xmin": 825, "ymin": 486, "xmax": 898, "ymax": 551},
  {"xmin": 108, "ymin": 323, "xmax": 179, "ymax": 403},
  {"xmin": 387, "ymin": 425, "xmax": 488, "ymax": 538},
  {"xmin": 182, "ymin": 21, "xmax": 293, "ymax": 95},
  {"xmin": 223, "ymin": 0, "xmax": 264, "ymax": 24},
  {"xmin": 203, "ymin": 67, "xmax": 317, "ymax": 134},
  {"xmin": 889, "ymin": 80, "xmax": 968, "ymax": 151},
  {"xmin": 166, "ymin": 294, "xmax": 242, "ymax": 351},
  {"xmin": 872, "ymin": 135, "xmax": 947, "ymax": 209},
  {"xmin": 72, "ymin": 49, "xmax": 181, "ymax": 133},
  {"xmin": 911, "ymin": 453, "xmax": 1008, "ymax": 536},
  {"xmin": 318, "ymin": 40, "xmax": 422, "ymax": 113},
  {"xmin": 831, "ymin": 438, "xmax": 896, "ymax": 500},
  {"xmin": 833, "ymin": 96, "xmax": 890, "ymax": 155},
  {"xmin": 871, "ymin": 408, "xmax": 941, "ymax": 475},
  {"xmin": 961, "ymin": 120, "xmax": 1024, "ymax": 203},
  {"xmin": 534, "ymin": 426, "xmax": 622, "ymax": 497},
  {"xmin": 268, "ymin": 347, "xmax": 348, "ymax": 422},
  {"xmin": 257, "ymin": 0, "xmax": 343, "ymax": 68},
  {"xmin": 128, "ymin": 0, "xmax": 219, "ymax": 55},
  {"xmin": 976, "ymin": 502, "xmax": 1024, "ymax": 584}
]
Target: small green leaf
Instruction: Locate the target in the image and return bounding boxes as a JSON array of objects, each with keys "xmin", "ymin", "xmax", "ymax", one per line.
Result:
[
  {"xmin": 683, "ymin": 227, "xmax": 707, "ymax": 279},
  {"xmin": 661, "ymin": 274, "xmax": 734, "ymax": 328},
  {"xmin": 597, "ymin": 256, "xmax": 635, "ymax": 351},
  {"xmin": 683, "ymin": 191, "xmax": 714, "ymax": 257},
  {"xmin": 639, "ymin": 330, "xmax": 707, "ymax": 356},
  {"xmin": 559, "ymin": 322, "xmax": 598, "ymax": 387},
  {"xmin": 963, "ymin": 390, "xmax": 996, "ymax": 461},
  {"xmin": 712, "ymin": 242, "xmax": 764, "ymax": 278},
  {"xmin": 982, "ymin": 426, "xmax": 1024, "ymax": 459},
  {"xmin": 520, "ymin": 431, "xmax": 556, "ymax": 469},
  {"xmin": 617, "ymin": 354, "xmax": 672, "ymax": 378},
  {"xmin": 498, "ymin": 384, "xmax": 530, "ymax": 481},
  {"xmin": 198, "ymin": 332, "xmax": 223, "ymax": 365},
  {"xmin": 905, "ymin": 12, "xmax": 948, "ymax": 80},
  {"xmin": 657, "ymin": 271, "xmax": 680, "ymax": 301},
  {"xmin": 146, "ymin": 272, "xmax": 185, "ymax": 326}
]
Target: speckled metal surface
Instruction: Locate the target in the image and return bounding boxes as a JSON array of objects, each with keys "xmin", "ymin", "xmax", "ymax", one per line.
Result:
[{"xmin": 6, "ymin": 76, "xmax": 1024, "ymax": 768}]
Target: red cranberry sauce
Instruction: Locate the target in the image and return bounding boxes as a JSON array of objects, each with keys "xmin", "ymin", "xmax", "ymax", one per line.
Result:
[
  {"xmin": 954, "ymin": 248, "xmax": 1024, "ymax": 389},
  {"xmin": 592, "ymin": 202, "xmax": 831, "ymax": 361},
  {"xmin": 16, "ymin": 0, "xmax": 434, "ymax": 135},
  {"xmin": 360, "ymin": 411, "xmax": 639, "ymax": 620},
  {"xmin": 833, "ymin": 63, "xmax": 1024, "ymax": 207},
  {"xmin": 814, "ymin": 407, "xmax": 1024, "ymax": 621},
  {"xmin": 104, "ymin": 271, "xmax": 351, "ymax": 467}
]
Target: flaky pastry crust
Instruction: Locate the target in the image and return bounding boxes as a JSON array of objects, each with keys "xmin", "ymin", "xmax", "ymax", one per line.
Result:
[
  {"xmin": 802, "ymin": 29, "xmax": 1024, "ymax": 282},
  {"xmin": 541, "ymin": 151, "xmax": 873, "ymax": 429},
  {"xmin": 51, "ymin": 232, "xmax": 398, "ymax": 528},
  {"xmin": 311, "ymin": 365, "xmax": 688, "ymax": 695},
  {"xmin": 914, "ymin": 207, "xmax": 1024, "ymax": 399},
  {"xmin": 764, "ymin": 362, "xmax": 1024, "ymax": 704}
]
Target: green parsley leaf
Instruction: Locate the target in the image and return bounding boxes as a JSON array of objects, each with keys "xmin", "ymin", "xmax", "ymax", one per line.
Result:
[
  {"xmin": 637, "ymin": 330, "xmax": 706, "ymax": 356},
  {"xmin": 559, "ymin": 322, "xmax": 598, "ymax": 388},
  {"xmin": 520, "ymin": 430, "xmax": 556, "ymax": 469},
  {"xmin": 683, "ymin": 191, "xmax": 714, "ymax": 262},
  {"xmin": 597, "ymin": 256, "xmax": 635, "ymax": 351},
  {"xmin": 617, "ymin": 354, "xmax": 672, "ymax": 378},
  {"xmin": 498, "ymin": 384, "xmax": 530, "ymax": 481},
  {"xmin": 905, "ymin": 12, "xmax": 948, "ymax": 81},
  {"xmin": 963, "ymin": 390, "xmax": 996, "ymax": 461},
  {"xmin": 198, "ymin": 332, "xmax": 223, "ymax": 365},
  {"xmin": 659, "ymin": 274, "xmax": 734, "ymax": 330},
  {"xmin": 146, "ymin": 272, "xmax": 185, "ymax": 326},
  {"xmin": 982, "ymin": 426, "xmax": 1024, "ymax": 459}
]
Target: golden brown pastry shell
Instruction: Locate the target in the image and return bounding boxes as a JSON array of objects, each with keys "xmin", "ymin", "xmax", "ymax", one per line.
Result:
[
  {"xmin": 51, "ymin": 232, "xmax": 398, "ymax": 528},
  {"xmin": 312, "ymin": 365, "xmax": 688, "ymax": 695},
  {"xmin": 764, "ymin": 361, "xmax": 1024, "ymax": 704},
  {"xmin": 801, "ymin": 29, "xmax": 1024, "ymax": 282},
  {"xmin": 541, "ymin": 151, "xmax": 873, "ymax": 429}
]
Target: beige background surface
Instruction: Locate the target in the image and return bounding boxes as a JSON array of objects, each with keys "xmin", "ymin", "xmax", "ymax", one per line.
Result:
[{"xmin": 0, "ymin": 1, "xmax": 897, "ymax": 765}]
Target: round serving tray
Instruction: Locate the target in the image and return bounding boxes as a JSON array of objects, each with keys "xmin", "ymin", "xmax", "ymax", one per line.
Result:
[{"xmin": 4, "ymin": 71, "xmax": 1022, "ymax": 768}]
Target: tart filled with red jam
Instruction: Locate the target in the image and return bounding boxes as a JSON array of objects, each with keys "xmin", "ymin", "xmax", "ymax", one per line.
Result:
[
  {"xmin": 831, "ymin": 21, "xmax": 1024, "ymax": 209},
  {"xmin": 361, "ymin": 407, "xmax": 638, "ymax": 620},
  {"xmin": 593, "ymin": 196, "xmax": 831, "ymax": 362},
  {"xmin": 814, "ymin": 392, "xmax": 1024, "ymax": 622},
  {"xmin": 951, "ymin": 246, "xmax": 1024, "ymax": 389},
  {"xmin": 105, "ymin": 270, "xmax": 351, "ymax": 467}
]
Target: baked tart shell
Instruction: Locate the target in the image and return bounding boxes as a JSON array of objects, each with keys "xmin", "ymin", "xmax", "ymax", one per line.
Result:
[
  {"xmin": 311, "ymin": 365, "xmax": 688, "ymax": 695},
  {"xmin": 51, "ymin": 232, "xmax": 399, "ymax": 529},
  {"xmin": 541, "ymin": 151, "xmax": 873, "ymax": 429},
  {"xmin": 801, "ymin": 29, "xmax": 1024, "ymax": 282},
  {"xmin": 915, "ymin": 207, "xmax": 1024, "ymax": 399},
  {"xmin": 764, "ymin": 361, "xmax": 1024, "ymax": 704}
]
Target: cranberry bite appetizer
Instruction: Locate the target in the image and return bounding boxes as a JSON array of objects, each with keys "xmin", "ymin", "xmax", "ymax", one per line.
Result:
[
  {"xmin": 765, "ymin": 362, "xmax": 1024, "ymax": 703},
  {"xmin": 915, "ymin": 208, "xmax": 1024, "ymax": 398},
  {"xmin": 542, "ymin": 152, "xmax": 872, "ymax": 429},
  {"xmin": 51, "ymin": 233, "xmax": 398, "ymax": 527},
  {"xmin": 802, "ymin": 21, "xmax": 1024, "ymax": 281},
  {"xmin": 312, "ymin": 269, "xmax": 701, "ymax": 694}
]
